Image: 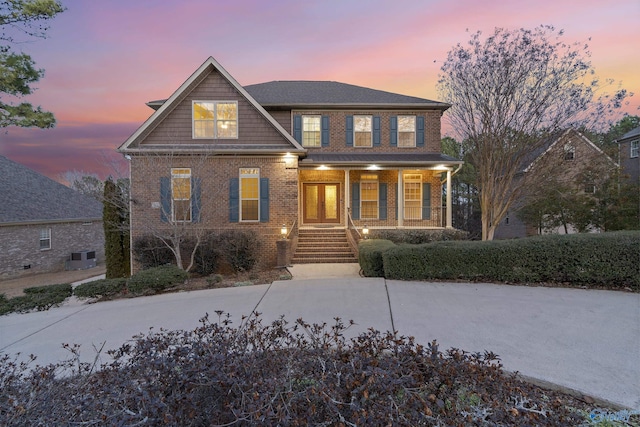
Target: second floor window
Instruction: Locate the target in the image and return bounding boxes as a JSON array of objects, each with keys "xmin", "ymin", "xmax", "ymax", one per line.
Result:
[
  {"xmin": 631, "ymin": 140, "xmax": 639, "ymax": 158},
  {"xmin": 193, "ymin": 101, "xmax": 238, "ymax": 139},
  {"xmin": 354, "ymin": 116, "xmax": 372, "ymax": 147},
  {"xmin": 398, "ymin": 116, "xmax": 416, "ymax": 147},
  {"xmin": 172, "ymin": 168, "xmax": 192, "ymax": 222},
  {"xmin": 303, "ymin": 116, "xmax": 321, "ymax": 147}
]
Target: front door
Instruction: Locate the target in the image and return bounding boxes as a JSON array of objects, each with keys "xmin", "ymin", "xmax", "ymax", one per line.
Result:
[{"xmin": 303, "ymin": 183, "xmax": 340, "ymax": 224}]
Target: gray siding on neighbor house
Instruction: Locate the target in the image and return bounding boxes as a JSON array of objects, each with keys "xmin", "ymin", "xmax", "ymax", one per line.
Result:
[{"xmin": 0, "ymin": 221, "xmax": 105, "ymax": 279}]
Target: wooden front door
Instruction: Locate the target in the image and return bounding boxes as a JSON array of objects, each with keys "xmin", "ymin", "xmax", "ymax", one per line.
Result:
[{"xmin": 303, "ymin": 183, "xmax": 340, "ymax": 223}]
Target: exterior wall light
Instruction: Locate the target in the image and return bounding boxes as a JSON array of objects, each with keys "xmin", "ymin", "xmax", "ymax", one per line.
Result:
[
  {"xmin": 281, "ymin": 224, "xmax": 288, "ymax": 239},
  {"xmin": 362, "ymin": 225, "xmax": 369, "ymax": 239}
]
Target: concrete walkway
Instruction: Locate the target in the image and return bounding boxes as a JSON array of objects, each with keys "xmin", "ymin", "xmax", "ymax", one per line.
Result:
[{"xmin": 0, "ymin": 264, "xmax": 638, "ymax": 410}]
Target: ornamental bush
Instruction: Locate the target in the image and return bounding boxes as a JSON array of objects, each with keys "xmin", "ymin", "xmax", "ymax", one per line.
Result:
[
  {"xmin": 0, "ymin": 315, "xmax": 597, "ymax": 425},
  {"xmin": 369, "ymin": 228, "xmax": 468, "ymax": 244}
]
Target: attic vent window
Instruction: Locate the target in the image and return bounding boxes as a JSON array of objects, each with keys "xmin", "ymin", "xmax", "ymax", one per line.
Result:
[
  {"xmin": 192, "ymin": 101, "xmax": 237, "ymax": 139},
  {"xmin": 564, "ymin": 144, "xmax": 575, "ymax": 161}
]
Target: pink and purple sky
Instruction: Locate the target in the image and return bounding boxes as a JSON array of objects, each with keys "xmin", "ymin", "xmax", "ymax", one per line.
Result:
[{"xmin": 1, "ymin": 0, "xmax": 638, "ymax": 182}]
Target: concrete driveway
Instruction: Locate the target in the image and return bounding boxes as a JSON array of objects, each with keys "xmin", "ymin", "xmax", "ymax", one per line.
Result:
[{"xmin": 0, "ymin": 268, "xmax": 638, "ymax": 409}]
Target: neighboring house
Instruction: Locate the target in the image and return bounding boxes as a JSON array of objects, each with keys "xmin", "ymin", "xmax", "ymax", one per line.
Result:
[
  {"xmin": 118, "ymin": 56, "xmax": 462, "ymax": 269},
  {"xmin": 0, "ymin": 155, "xmax": 104, "ymax": 279},
  {"xmin": 494, "ymin": 129, "xmax": 618, "ymax": 239},
  {"xmin": 616, "ymin": 126, "xmax": 639, "ymax": 184}
]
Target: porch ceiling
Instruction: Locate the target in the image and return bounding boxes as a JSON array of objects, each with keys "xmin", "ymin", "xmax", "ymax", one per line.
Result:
[{"xmin": 299, "ymin": 152, "xmax": 463, "ymax": 168}]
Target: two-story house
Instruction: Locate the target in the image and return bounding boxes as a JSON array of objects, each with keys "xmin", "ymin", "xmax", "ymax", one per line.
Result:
[
  {"xmin": 616, "ymin": 126, "xmax": 639, "ymax": 184},
  {"xmin": 118, "ymin": 57, "xmax": 462, "ymax": 270}
]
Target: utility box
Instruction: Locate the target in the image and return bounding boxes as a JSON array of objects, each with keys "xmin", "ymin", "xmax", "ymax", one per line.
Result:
[{"xmin": 66, "ymin": 250, "xmax": 97, "ymax": 270}]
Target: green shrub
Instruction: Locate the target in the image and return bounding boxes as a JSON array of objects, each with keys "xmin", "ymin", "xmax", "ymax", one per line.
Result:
[
  {"xmin": 216, "ymin": 229, "xmax": 261, "ymax": 272},
  {"xmin": 127, "ymin": 265, "xmax": 188, "ymax": 295},
  {"xmin": 74, "ymin": 278, "xmax": 128, "ymax": 299},
  {"xmin": 132, "ymin": 235, "xmax": 175, "ymax": 269},
  {"xmin": 358, "ymin": 239, "xmax": 397, "ymax": 277},
  {"xmin": 369, "ymin": 228, "xmax": 468, "ymax": 244},
  {"xmin": 382, "ymin": 231, "xmax": 640, "ymax": 289},
  {"xmin": 192, "ymin": 233, "xmax": 221, "ymax": 276},
  {"xmin": 1, "ymin": 283, "xmax": 73, "ymax": 315}
]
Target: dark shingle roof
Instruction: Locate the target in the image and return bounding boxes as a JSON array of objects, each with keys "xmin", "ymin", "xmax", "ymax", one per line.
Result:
[
  {"xmin": 300, "ymin": 152, "xmax": 461, "ymax": 166},
  {"xmin": 618, "ymin": 126, "xmax": 640, "ymax": 142},
  {"xmin": 0, "ymin": 156, "xmax": 103, "ymax": 224},
  {"xmin": 244, "ymin": 81, "xmax": 450, "ymax": 109}
]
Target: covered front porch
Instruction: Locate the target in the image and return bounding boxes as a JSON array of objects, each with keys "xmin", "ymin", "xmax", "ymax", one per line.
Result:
[{"xmin": 296, "ymin": 153, "xmax": 463, "ymax": 231}]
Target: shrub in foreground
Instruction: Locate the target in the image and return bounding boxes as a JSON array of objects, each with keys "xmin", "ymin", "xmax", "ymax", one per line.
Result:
[
  {"xmin": 126, "ymin": 265, "xmax": 188, "ymax": 295},
  {"xmin": 0, "ymin": 315, "xmax": 597, "ymax": 426},
  {"xmin": 370, "ymin": 228, "xmax": 468, "ymax": 244}
]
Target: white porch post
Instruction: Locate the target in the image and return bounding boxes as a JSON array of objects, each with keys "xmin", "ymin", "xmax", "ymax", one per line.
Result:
[
  {"xmin": 344, "ymin": 169, "xmax": 350, "ymax": 225},
  {"xmin": 397, "ymin": 170, "xmax": 403, "ymax": 228},
  {"xmin": 446, "ymin": 169, "xmax": 453, "ymax": 228}
]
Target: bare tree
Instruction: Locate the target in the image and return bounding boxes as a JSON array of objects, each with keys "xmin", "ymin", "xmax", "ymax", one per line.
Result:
[
  {"xmin": 129, "ymin": 150, "xmax": 224, "ymax": 273},
  {"xmin": 437, "ymin": 25, "xmax": 631, "ymax": 240}
]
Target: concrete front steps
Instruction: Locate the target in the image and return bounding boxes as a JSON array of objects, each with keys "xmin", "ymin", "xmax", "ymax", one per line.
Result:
[{"xmin": 292, "ymin": 228, "xmax": 357, "ymax": 264}]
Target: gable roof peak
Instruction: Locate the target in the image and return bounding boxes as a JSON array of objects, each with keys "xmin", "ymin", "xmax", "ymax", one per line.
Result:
[{"xmin": 119, "ymin": 56, "xmax": 305, "ymax": 153}]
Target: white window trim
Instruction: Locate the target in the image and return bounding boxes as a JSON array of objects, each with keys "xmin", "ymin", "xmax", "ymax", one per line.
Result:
[
  {"xmin": 302, "ymin": 115, "xmax": 321, "ymax": 148},
  {"xmin": 631, "ymin": 140, "xmax": 639, "ymax": 158},
  {"xmin": 192, "ymin": 100, "xmax": 238, "ymax": 139},
  {"xmin": 403, "ymin": 174, "xmax": 422, "ymax": 220},
  {"xmin": 397, "ymin": 116, "xmax": 416, "ymax": 148},
  {"xmin": 354, "ymin": 115, "xmax": 373, "ymax": 148},
  {"xmin": 360, "ymin": 177, "xmax": 379, "ymax": 220},
  {"xmin": 564, "ymin": 144, "xmax": 575, "ymax": 161},
  {"xmin": 240, "ymin": 168, "xmax": 260, "ymax": 222},
  {"xmin": 171, "ymin": 168, "xmax": 192, "ymax": 223},
  {"xmin": 39, "ymin": 228, "xmax": 51, "ymax": 251}
]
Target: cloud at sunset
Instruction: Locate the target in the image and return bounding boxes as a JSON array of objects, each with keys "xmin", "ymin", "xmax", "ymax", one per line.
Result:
[{"xmin": 1, "ymin": 0, "xmax": 638, "ymax": 181}]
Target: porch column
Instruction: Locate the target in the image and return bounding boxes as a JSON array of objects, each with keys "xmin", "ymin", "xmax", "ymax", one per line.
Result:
[
  {"xmin": 397, "ymin": 170, "xmax": 403, "ymax": 228},
  {"xmin": 446, "ymin": 169, "xmax": 453, "ymax": 228},
  {"xmin": 344, "ymin": 169, "xmax": 350, "ymax": 224}
]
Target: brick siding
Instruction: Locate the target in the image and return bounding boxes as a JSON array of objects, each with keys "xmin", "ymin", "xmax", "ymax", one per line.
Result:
[{"xmin": 0, "ymin": 221, "xmax": 105, "ymax": 280}]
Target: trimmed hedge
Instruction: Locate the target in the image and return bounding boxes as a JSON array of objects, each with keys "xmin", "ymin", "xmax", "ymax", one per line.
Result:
[
  {"xmin": 73, "ymin": 278, "xmax": 128, "ymax": 299},
  {"xmin": 127, "ymin": 265, "xmax": 189, "ymax": 295},
  {"xmin": 381, "ymin": 231, "xmax": 640, "ymax": 289},
  {"xmin": 369, "ymin": 228, "xmax": 468, "ymax": 244},
  {"xmin": 0, "ymin": 283, "xmax": 73, "ymax": 315},
  {"xmin": 358, "ymin": 239, "xmax": 397, "ymax": 277}
]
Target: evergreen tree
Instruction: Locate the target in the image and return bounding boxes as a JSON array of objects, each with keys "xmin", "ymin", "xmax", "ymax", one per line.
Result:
[{"xmin": 103, "ymin": 178, "xmax": 127, "ymax": 278}]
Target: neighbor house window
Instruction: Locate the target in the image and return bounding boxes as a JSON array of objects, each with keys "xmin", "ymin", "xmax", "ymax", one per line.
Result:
[
  {"xmin": 398, "ymin": 116, "xmax": 416, "ymax": 147},
  {"xmin": 171, "ymin": 168, "xmax": 192, "ymax": 222},
  {"xmin": 354, "ymin": 116, "xmax": 372, "ymax": 147},
  {"xmin": 564, "ymin": 144, "xmax": 575, "ymax": 160},
  {"xmin": 404, "ymin": 174, "xmax": 422, "ymax": 220},
  {"xmin": 584, "ymin": 183, "xmax": 596, "ymax": 194},
  {"xmin": 631, "ymin": 140, "xmax": 639, "ymax": 158},
  {"xmin": 240, "ymin": 168, "xmax": 260, "ymax": 221},
  {"xmin": 39, "ymin": 228, "xmax": 51, "ymax": 250},
  {"xmin": 302, "ymin": 116, "xmax": 321, "ymax": 147},
  {"xmin": 360, "ymin": 174, "xmax": 378, "ymax": 219},
  {"xmin": 192, "ymin": 101, "xmax": 238, "ymax": 139}
]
